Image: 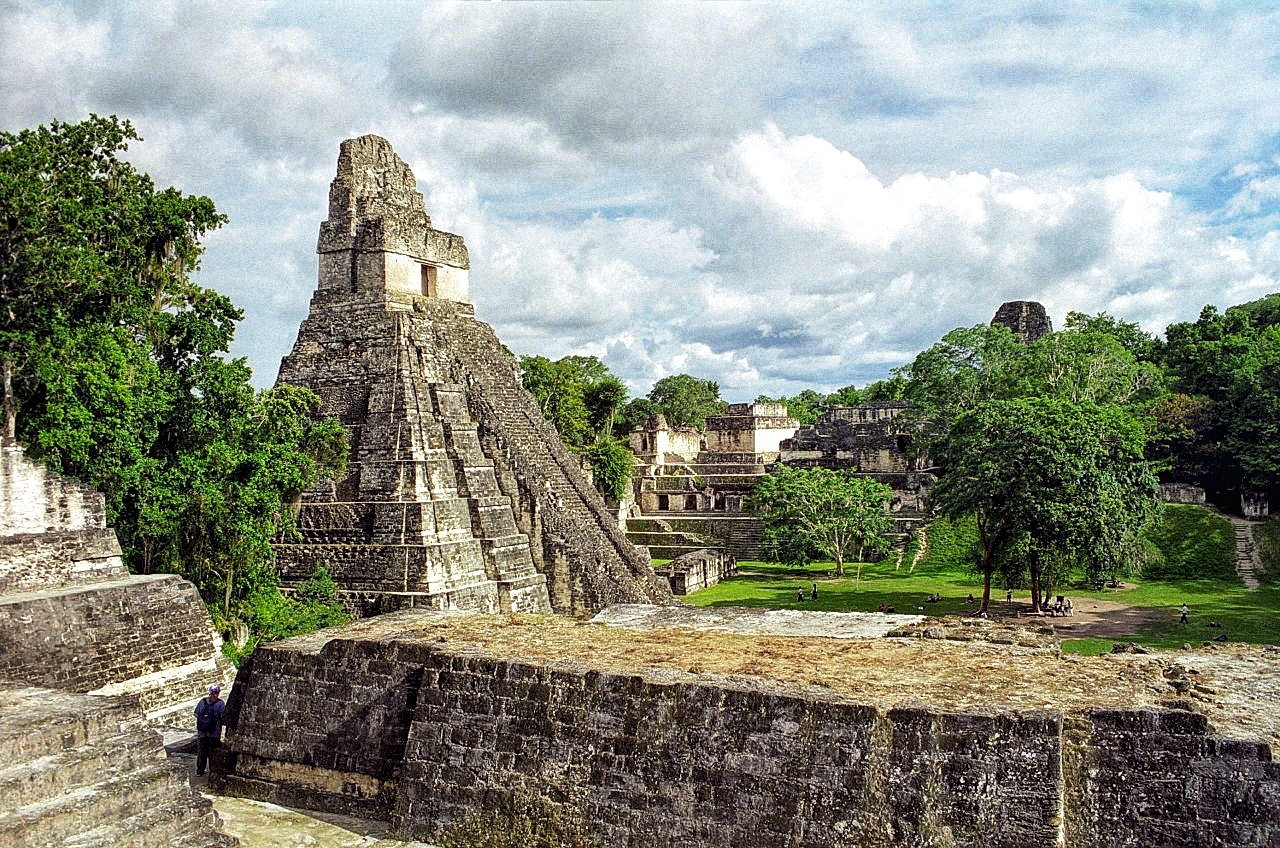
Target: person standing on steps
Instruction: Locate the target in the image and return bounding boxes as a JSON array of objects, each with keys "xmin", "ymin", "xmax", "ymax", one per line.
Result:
[{"xmin": 194, "ymin": 684, "xmax": 225, "ymax": 776}]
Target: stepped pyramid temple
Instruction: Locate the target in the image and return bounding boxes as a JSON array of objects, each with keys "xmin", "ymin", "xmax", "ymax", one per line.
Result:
[
  {"xmin": 0, "ymin": 438, "xmax": 236, "ymax": 845},
  {"xmin": 273, "ymin": 135, "xmax": 672, "ymax": 615}
]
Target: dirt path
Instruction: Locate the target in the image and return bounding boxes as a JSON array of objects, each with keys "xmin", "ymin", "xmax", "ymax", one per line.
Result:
[{"xmin": 989, "ymin": 596, "xmax": 1167, "ymax": 640}]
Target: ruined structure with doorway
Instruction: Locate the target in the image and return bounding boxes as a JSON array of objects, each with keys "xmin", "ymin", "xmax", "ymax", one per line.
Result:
[
  {"xmin": 272, "ymin": 135, "xmax": 672, "ymax": 615},
  {"xmin": 625, "ymin": 402, "xmax": 799, "ymax": 561}
]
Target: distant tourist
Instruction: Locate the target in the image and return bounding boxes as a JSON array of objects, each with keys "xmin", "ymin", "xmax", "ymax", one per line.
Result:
[
  {"xmin": 1179, "ymin": 604, "xmax": 1189, "ymax": 625},
  {"xmin": 1006, "ymin": 589, "xmax": 1012, "ymax": 604},
  {"xmin": 811, "ymin": 583, "xmax": 818, "ymax": 601},
  {"xmin": 966, "ymin": 593, "xmax": 975, "ymax": 605},
  {"xmin": 194, "ymin": 684, "xmax": 226, "ymax": 776},
  {"xmin": 1065, "ymin": 598, "xmax": 1073, "ymax": 616},
  {"xmin": 798, "ymin": 587, "xmax": 805, "ymax": 603}
]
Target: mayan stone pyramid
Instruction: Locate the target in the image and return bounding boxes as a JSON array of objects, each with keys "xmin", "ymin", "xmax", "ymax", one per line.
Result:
[{"xmin": 274, "ymin": 135, "xmax": 673, "ymax": 615}]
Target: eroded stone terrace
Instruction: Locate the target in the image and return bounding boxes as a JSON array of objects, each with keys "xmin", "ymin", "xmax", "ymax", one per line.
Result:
[{"xmin": 279, "ymin": 608, "xmax": 1280, "ymax": 747}]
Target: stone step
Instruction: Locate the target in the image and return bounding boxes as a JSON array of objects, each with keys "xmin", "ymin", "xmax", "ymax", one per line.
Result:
[
  {"xmin": 62, "ymin": 792, "xmax": 234, "ymax": 848},
  {"xmin": 0, "ymin": 726, "xmax": 161, "ymax": 809},
  {"xmin": 0, "ymin": 756, "xmax": 183, "ymax": 847},
  {"xmin": 0, "ymin": 689, "xmax": 141, "ymax": 764}
]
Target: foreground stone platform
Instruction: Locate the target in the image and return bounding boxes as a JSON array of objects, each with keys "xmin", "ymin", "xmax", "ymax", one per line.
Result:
[{"xmin": 216, "ymin": 608, "xmax": 1279, "ymax": 847}]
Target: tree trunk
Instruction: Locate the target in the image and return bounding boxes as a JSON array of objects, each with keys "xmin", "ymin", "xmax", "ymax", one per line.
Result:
[
  {"xmin": 833, "ymin": 553, "xmax": 843, "ymax": 577},
  {"xmin": 980, "ymin": 568, "xmax": 992, "ymax": 614},
  {"xmin": 2, "ymin": 358, "xmax": 14, "ymax": 441},
  {"xmin": 1029, "ymin": 555, "xmax": 1042, "ymax": 614}
]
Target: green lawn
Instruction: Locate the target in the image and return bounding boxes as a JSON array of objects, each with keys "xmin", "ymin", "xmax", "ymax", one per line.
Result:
[{"xmin": 682, "ymin": 506, "xmax": 1280, "ymax": 654}]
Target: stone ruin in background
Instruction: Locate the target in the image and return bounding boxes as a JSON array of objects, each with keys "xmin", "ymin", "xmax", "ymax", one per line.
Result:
[
  {"xmin": 625, "ymin": 402, "xmax": 799, "ymax": 569},
  {"xmin": 991, "ymin": 298, "xmax": 1054, "ymax": 341},
  {"xmin": 273, "ymin": 135, "xmax": 673, "ymax": 615},
  {"xmin": 0, "ymin": 438, "xmax": 236, "ymax": 846}
]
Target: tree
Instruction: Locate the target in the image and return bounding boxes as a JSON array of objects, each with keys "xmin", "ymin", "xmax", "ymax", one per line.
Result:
[
  {"xmin": 896, "ymin": 324, "xmax": 1028, "ymax": 458},
  {"xmin": 747, "ymin": 467, "xmax": 894, "ymax": 583},
  {"xmin": 1162, "ymin": 299, "xmax": 1280, "ymax": 498},
  {"xmin": 1, "ymin": 116, "xmax": 348, "ymax": 627},
  {"xmin": 648, "ymin": 373, "xmax": 727, "ymax": 429},
  {"xmin": 931, "ymin": 398, "xmax": 1159, "ymax": 613},
  {"xmin": 519, "ymin": 353, "xmax": 635, "ymax": 501},
  {"xmin": 1064, "ymin": 310, "xmax": 1161, "ymax": 362},
  {"xmin": 519, "ymin": 355, "xmax": 592, "ymax": 449}
]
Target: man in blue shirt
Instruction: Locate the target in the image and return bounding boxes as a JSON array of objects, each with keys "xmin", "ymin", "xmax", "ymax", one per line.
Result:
[{"xmin": 194, "ymin": 684, "xmax": 225, "ymax": 776}]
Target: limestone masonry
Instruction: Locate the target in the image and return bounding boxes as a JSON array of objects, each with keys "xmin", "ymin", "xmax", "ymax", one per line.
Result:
[
  {"xmin": 274, "ymin": 135, "xmax": 672, "ymax": 615},
  {"xmin": 0, "ymin": 439, "xmax": 236, "ymax": 846},
  {"xmin": 215, "ymin": 609, "xmax": 1280, "ymax": 848},
  {"xmin": 626, "ymin": 403, "xmax": 800, "ymax": 560}
]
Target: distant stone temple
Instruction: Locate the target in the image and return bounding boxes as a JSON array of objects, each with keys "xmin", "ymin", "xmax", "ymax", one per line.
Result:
[
  {"xmin": 274, "ymin": 135, "xmax": 672, "ymax": 615},
  {"xmin": 625, "ymin": 402, "xmax": 799, "ymax": 560},
  {"xmin": 991, "ymin": 299, "xmax": 1053, "ymax": 342},
  {"xmin": 0, "ymin": 438, "xmax": 236, "ymax": 846}
]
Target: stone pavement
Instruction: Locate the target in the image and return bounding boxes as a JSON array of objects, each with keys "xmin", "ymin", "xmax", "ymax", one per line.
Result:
[{"xmin": 590, "ymin": 601, "xmax": 925, "ymax": 638}]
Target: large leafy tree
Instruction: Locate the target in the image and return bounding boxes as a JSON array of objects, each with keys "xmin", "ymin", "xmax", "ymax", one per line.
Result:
[
  {"xmin": 647, "ymin": 373, "xmax": 728, "ymax": 429},
  {"xmin": 747, "ymin": 466, "xmax": 894, "ymax": 583},
  {"xmin": 1, "ymin": 115, "xmax": 347, "ymax": 622},
  {"xmin": 932, "ymin": 398, "xmax": 1159, "ymax": 613},
  {"xmin": 895, "ymin": 324, "xmax": 1028, "ymax": 459}
]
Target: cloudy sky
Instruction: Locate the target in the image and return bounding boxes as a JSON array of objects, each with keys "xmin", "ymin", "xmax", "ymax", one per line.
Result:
[{"xmin": 4, "ymin": 1, "xmax": 1280, "ymax": 399}]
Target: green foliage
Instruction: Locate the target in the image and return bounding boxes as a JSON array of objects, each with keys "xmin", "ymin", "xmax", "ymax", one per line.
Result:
[
  {"xmin": 520, "ymin": 355, "xmax": 594, "ymax": 449},
  {"xmin": 647, "ymin": 373, "xmax": 727, "ymax": 429},
  {"xmin": 583, "ymin": 435, "xmax": 632, "ymax": 502},
  {"xmin": 1, "ymin": 116, "xmax": 349, "ymax": 626},
  {"xmin": 1253, "ymin": 518, "xmax": 1280, "ymax": 584},
  {"xmin": 895, "ymin": 323, "xmax": 1028, "ymax": 457},
  {"xmin": 932, "ymin": 397, "xmax": 1160, "ymax": 610},
  {"xmin": 519, "ymin": 353, "xmax": 636, "ymax": 501},
  {"xmin": 615, "ymin": 397, "xmax": 661, "ymax": 437},
  {"xmin": 1162, "ymin": 298, "xmax": 1280, "ymax": 493},
  {"xmin": 223, "ymin": 565, "xmax": 352, "ymax": 663},
  {"xmin": 1064, "ymin": 311, "xmax": 1161, "ymax": 362},
  {"xmin": 748, "ymin": 467, "xmax": 894, "ymax": 579},
  {"xmin": 1142, "ymin": 504, "xmax": 1236, "ymax": 580},
  {"xmin": 437, "ymin": 801, "xmax": 602, "ymax": 848}
]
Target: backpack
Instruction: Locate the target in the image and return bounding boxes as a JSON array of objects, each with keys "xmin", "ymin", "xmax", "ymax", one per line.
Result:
[{"xmin": 195, "ymin": 697, "xmax": 220, "ymax": 733}]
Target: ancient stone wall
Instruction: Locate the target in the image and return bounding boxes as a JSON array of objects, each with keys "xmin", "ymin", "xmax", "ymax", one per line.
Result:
[
  {"xmin": 1069, "ymin": 708, "xmax": 1279, "ymax": 847},
  {"xmin": 0, "ymin": 574, "xmax": 224, "ymax": 710},
  {"xmin": 0, "ymin": 439, "xmax": 124, "ymax": 593},
  {"xmin": 0, "ymin": 440, "xmax": 234, "ymax": 727},
  {"xmin": 215, "ymin": 612, "xmax": 1279, "ymax": 848},
  {"xmin": 652, "ymin": 548, "xmax": 736, "ymax": 594}
]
